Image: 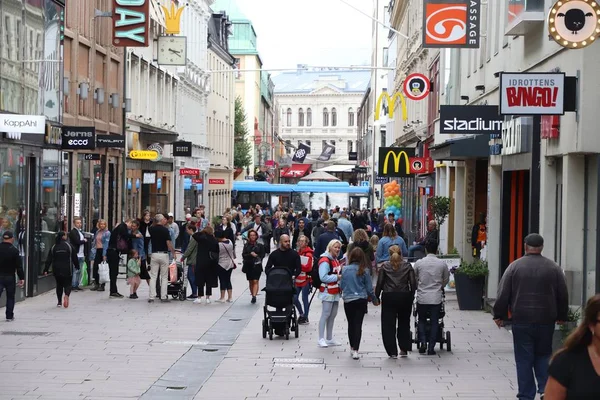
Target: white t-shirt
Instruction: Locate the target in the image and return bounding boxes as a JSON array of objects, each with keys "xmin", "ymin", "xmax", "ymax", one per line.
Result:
[{"xmin": 77, "ymin": 229, "xmax": 85, "ymax": 258}]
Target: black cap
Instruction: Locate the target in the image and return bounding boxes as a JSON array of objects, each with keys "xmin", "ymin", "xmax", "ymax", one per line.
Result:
[
  {"xmin": 524, "ymin": 233, "xmax": 544, "ymax": 247},
  {"xmin": 2, "ymin": 231, "xmax": 13, "ymax": 239}
]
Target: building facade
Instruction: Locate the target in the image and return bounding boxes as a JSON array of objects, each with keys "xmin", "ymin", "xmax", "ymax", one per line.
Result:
[
  {"xmin": 206, "ymin": 10, "xmax": 235, "ymax": 218},
  {"xmin": 273, "ymin": 68, "xmax": 369, "ymax": 181},
  {"xmin": 0, "ymin": 0, "xmax": 67, "ymax": 298}
]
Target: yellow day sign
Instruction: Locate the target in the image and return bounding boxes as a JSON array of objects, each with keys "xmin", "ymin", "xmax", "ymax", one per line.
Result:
[{"xmin": 129, "ymin": 150, "xmax": 159, "ymax": 160}]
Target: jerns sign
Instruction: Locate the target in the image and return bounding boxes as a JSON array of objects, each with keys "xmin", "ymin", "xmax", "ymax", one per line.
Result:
[{"xmin": 112, "ymin": 0, "xmax": 150, "ymax": 47}]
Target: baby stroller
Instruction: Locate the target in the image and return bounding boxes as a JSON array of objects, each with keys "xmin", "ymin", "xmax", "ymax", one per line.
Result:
[
  {"xmin": 412, "ymin": 290, "xmax": 452, "ymax": 351},
  {"xmin": 262, "ymin": 266, "xmax": 299, "ymax": 340},
  {"xmin": 167, "ymin": 261, "xmax": 187, "ymax": 301}
]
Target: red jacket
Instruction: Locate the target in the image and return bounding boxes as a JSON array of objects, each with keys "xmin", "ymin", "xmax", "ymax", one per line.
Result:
[{"xmin": 295, "ymin": 246, "xmax": 314, "ymax": 287}]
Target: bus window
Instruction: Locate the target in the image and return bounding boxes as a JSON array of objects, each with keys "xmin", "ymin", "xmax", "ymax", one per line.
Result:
[
  {"xmin": 327, "ymin": 193, "xmax": 349, "ymax": 210},
  {"xmin": 292, "ymin": 193, "xmax": 309, "ymax": 210}
]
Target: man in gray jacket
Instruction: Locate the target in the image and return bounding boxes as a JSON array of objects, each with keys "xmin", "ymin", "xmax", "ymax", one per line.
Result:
[{"xmin": 493, "ymin": 233, "xmax": 569, "ymax": 400}]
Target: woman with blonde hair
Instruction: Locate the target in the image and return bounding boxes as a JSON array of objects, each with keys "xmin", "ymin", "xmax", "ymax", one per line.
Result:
[
  {"xmin": 90, "ymin": 219, "xmax": 110, "ymax": 291},
  {"xmin": 317, "ymin": 239, "xmax": 343, "ymax": 348},
  {"xmin": 544, "ymin": 294, "xmax": 600, "ymax": 399},
  {"xmin": 375, "ymin": 245, "xmax": 416, "ymax": 358}
]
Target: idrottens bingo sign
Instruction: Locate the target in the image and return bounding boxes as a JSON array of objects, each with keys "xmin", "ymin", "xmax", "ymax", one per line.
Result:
[{"xmin": 499, "ymin": 72, "xmax": 565, "ymax": 116}]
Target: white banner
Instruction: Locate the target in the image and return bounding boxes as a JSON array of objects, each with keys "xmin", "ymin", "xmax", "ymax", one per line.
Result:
[
  {"xmin": 0, "ymin": 114, "xmax": 46, "ymax": 134},
  {"xmin": 500, "ymin": 73, "xmax": 565, "ymax": 115}
]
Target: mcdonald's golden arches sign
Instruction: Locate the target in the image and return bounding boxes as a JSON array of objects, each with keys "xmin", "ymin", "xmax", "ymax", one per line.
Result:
[{"xmin": 378, "ymin": 147, "xmax": 416, "ymax": 177}]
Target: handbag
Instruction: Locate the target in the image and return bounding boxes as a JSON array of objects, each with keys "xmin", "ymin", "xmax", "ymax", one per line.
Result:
[
  {"xmin": 168, "ymin": 262, "xmax": 177, "ymax": 283},
  {"xmin": 116, "ymin": 236, "xmax": 128, "ymax": 252},
  {"xmin": 80, "ymin": 261, "xmax": 89, "ymax": 286},
  {"xmin": 98, "ymin": 261, "xmax": 110, "ymax": 284}
]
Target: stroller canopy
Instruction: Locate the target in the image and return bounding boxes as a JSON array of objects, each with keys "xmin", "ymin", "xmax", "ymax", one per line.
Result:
[{"xmin": 264, "ymin": 266, "xmax": 295, "ymax": 295}]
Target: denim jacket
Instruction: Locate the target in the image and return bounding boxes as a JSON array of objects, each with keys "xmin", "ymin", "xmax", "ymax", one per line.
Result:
[
  {"xmin": 340, "ymin": 263, "xmax": 376, "ymax": 303},
  {"xmin": 376, "ymin": 236, "xmax": 408, "ymax": 262},
  {"xmin": 131, "ymin": 230, "xmax": 145, "ymax": 259},
  {"xmin": 90, "ymin": 230, "xmax": 111, "ymax": 260}
]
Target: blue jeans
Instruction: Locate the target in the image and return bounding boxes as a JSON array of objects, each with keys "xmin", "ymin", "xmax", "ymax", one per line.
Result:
[
  {"xmin": 72, "ymin": 257, "xmax": 84, "ymax": 288},
  {"xmin": 417, "ymin": 303, "xmax": 441, "ymax": 351},
  {"xmin": 187, "ymin": 264, "xmax": 197, "ymax": 296},
  {"xmin": 0, "ymin": 276, "xmax": 16, "ymax": 320},
  {"xmin": 512, "ymin": 323, "xmax": 555, "ymax": 400},
  {"xmin": 408, "ymin": 244, "xmax": 424, "ymax": 258},
  {"xmin": 293, "ymin": 285, "xmax": 311, "ymax": 318}
]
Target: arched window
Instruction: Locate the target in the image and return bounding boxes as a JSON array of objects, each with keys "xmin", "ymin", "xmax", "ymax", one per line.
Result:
[
  {"xmin": 298, "ymin": 108, "xmax": 304, "ymax": 127},
  {"xmin": 348, "ymin": 108, "xmax": 355, "ymax": 127},
  {"xmin": 286, "ymin": 108, "xmax": 292, "ymax": 126},
  {"xmin": 306, "ymin": 108, "xmax": 312, "ymax": 126},
  {"xmin": 331, "ymin": 107, "xmax": 337, "ymax": 127},
  {"xmin": 323, "ymin": 108, "xmax": 329, "ymax": 126}
]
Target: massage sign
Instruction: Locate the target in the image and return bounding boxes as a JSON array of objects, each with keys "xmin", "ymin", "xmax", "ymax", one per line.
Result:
[
  {"xmin": 499, "ymin": 72, "xmax": 566, "ymax": 115},
  {"xmin": 112, "ymin": 0, "xmax": 150, "ymax": 47}
]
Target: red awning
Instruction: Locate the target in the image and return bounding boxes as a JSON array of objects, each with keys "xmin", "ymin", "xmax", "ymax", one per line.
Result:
[{"xmin": 281, "ymin": 164, "xmax": 311, "ymax": 178}]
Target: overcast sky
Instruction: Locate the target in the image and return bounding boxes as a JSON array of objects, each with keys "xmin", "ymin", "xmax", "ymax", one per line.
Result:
[{"xmin": 215, "ymin": 0, "xmax": 373, "ymax": 71}]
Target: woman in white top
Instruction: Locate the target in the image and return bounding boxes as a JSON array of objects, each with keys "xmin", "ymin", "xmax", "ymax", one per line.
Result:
[{"xmin": 216, "ymin": 230, "xmax": 235, "ymax": 302}]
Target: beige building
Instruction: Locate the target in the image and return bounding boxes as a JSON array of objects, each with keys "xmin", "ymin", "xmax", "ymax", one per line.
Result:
[{"xmin": 206, "ymin": 11, "xmax": 235, "ymax": 218}]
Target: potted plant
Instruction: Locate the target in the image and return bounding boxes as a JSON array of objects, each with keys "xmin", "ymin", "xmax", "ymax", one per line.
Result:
[
  {"xmin": 454, "ymin": 259, "xmax": 488, "ymax": 310},
  {"xmin": 552, "ymin": 307, "xmax": 581, "ymax": 351}
]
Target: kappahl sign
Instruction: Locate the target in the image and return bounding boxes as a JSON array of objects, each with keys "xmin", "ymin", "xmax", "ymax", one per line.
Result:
[
  {"xmin": 499, "ymin": 72, "xmax": 565, "ymax": 115},
  {"xmin": 0, "ymin": 114, "xmax": 46, "ymax": 134}
]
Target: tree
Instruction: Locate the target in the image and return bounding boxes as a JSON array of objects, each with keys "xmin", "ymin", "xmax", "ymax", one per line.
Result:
[
  {"xmin": 234, "ymin": 97, "xmax": 252, "ymax": 169},
  {"xmin": 428, "ymin": 196, "xmax": 451, "ymax": 229}
]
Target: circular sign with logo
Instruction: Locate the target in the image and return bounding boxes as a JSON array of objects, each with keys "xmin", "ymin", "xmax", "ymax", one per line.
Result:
[
  {"xmin": 411, "ymin": 159, "xmax": 425, "ymax": 174},
  {"xmin": 403, "ymin": 73, "xmax": 431, "ymax": 101},
  {"xmin": 548, "ymin": 0, "xmax": 600, "ymax": 49},
  {"xmin": 147, "ymin": 143, "xmax": 164, "ymax": 162}
]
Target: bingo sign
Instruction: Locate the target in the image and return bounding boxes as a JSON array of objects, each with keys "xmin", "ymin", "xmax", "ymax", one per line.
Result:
[
  {"xmin": 499, "ymin": 72, "xmax": 565, "ymax": 115},
  {"xmin": 403, "ymin": 73, "xmax": 431, "ymax": 101}
]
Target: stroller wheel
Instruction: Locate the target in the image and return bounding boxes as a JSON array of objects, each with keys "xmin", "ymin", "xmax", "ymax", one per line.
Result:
[
  {"xmin": 269, "ymin": 330, "xmax": 273, "ymax": 340},
  {"xmin": 294, "ymin": 322, "xmax": 299, "ymax": 338},
  {"xmin": 445, "ymin": 331, "xmax": 452, "ymax": 352},
  {"xmin": 178, "ymin": 292, "xmax": 185, "ymax": 301},
  {"xmin": 171, "ymin": 295, "xmax": 177, "ymax": 299}
]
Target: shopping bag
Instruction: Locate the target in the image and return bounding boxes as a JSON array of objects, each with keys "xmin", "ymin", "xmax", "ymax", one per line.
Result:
[
  {"xmin": 168, "ymin": 262, "xmax": 177, "ymax": 283},
  {"xmin": 98, "ymin": 261, "xmax": 110, "ymax": 284},
  {"xmin": 80, "ymin": 261, "xmax": 89, "ymax": 286}
]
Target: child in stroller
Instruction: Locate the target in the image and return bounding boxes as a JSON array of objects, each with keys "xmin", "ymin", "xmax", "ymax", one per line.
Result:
[{"xmin": 262, "ymin": 266, "xmax": 299, "ymax": 340}]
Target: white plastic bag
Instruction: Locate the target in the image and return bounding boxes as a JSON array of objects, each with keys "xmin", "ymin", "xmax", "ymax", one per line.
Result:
[{"xmin": 98, "ymin": 261, "xmax": 110, "ymax": 284}]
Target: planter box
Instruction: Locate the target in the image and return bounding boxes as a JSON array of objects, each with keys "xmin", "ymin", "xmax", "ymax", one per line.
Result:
[
  {"xmin": 455, "ymin": 273, "xmax": 485, "ymax": 310},
  {"xmin": 552, "ymin": 322, "xmax": 578, "ymax": 352}
]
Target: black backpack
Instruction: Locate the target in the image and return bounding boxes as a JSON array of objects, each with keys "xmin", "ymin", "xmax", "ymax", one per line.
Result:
[{"xmin": 311, "ymin": 255, "xmax": 331, "ymax": 289}]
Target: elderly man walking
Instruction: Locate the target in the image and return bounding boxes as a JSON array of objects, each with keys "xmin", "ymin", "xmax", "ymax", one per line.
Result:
[
  {"xmin": 148, "ymin": 214, "xmax": 176, "ymax": 303},
  {"xmin": 493, "ymin": 233, "xmax": 569, "ymax": 400}
]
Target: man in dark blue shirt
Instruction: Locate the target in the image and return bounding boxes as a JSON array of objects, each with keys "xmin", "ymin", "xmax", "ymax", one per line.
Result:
[{"xmin": 0, "ymin": 231, "xmax": 25, "ymax": 321}]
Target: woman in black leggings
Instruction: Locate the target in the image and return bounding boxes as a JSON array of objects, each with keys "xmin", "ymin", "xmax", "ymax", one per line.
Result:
[{"xmin": 44, "ymin": 232, "xmax": 79, "ymax": 308}]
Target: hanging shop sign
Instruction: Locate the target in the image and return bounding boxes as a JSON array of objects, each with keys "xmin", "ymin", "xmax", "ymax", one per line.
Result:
[
  {"xmin": 83, "ymin": 153, "xmax": 101, "ymax": 161},
  {"xmin": 161, "ymin": 2, "xmax": 185, "ymax": 35},
  {"xmin": 209, "ymin": 178, "xmax": 225, "ymax": 185},
  {"xmin": 172, "ymin": 141, "xmax": 192, "ymax": 157},
  {"xmin": 374, "ymin": 91, "xmax": 408, "ymax": 121},
  {"xmin": 147, "ymin": 143, "xmax": 164, "ymax": 161},
  {"xmin": 548, "ymin": 0, "xmax": 600, "ymax": 49},
  {"xmin": 422, "ymin": 0, "xmax": 481, "ymax": 49},
  {"xmin": 112, "ymin": 0, "xmax": 150, "ymax": 47},
  {"xmin": 440, "ymin": 105, "xmax": 503, "ymax": 134},
  {"xmin": 378, "ymin": 147, "xmax": 416, "ymax": 178},
  {"xmin": 403, "ymin": 73, "xmax": 431, "ymax": 101},
  {"xmin": 45, "ymin": 124, "xmax": 62, "ymax": 145},
  {"xmin": 61, "ymin": 126, "xmax": 96, "ymax": 150},
  {"xmin": 541, "ymin": 115, "xmax": 561, "ymax": 139},
  {"xmin": 129, "ymin": 150, "xmax": 159, "ymax": 160},
  {"xmin": 0, "ymin": 114, "xmax": 45, "ymax": 134},
  {"xmin": 180, "ymin": 168, "xmax": 200, "ymax": 176},
  {"xmin": 499, "ymin": 72, "xmax": 565, "ymax": 115},
  {"xmin": 348, "ymin": 152, "xmax": 358, "ymax": 161},
  {"xmin": 96, "ymin": 134, "xmax": 126, "ymax": 148},
  {"xmin": 292, "ymin": 143, "xmax": 310, "ymax": 163}
]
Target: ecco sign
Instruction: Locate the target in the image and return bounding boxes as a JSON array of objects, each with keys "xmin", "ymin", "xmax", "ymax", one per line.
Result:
[
  {"xmin": 0, "ymin": 114, "xmax": 46, "ymax": 134},
  {"xmin": 61, "ymin": 126, "xmax": 96, "ymax": 150},
  {"xmin": 440, "ymin": 105, "xmax": 502, "ymax": 135}
]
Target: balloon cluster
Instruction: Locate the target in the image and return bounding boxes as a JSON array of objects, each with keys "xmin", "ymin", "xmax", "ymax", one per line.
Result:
[{"xmin": 383, "ymin": 180, "xmax": 402, "ymax": 219}]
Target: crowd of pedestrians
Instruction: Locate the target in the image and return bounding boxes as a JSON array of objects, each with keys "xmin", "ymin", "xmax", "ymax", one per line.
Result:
[{"xmin": 1, "ymin": 202, "xmax": 599, "ymax": 400}]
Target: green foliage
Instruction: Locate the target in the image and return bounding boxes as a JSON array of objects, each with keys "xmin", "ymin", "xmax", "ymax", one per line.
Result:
[
  {"xmin": 234, "ymin": 97, "xmax": 252, "ymax": 169},
  {"xmin": 449, "ymin": 247, "xmax": 459, "ymax": 255},
  {"xmin": 428, "ymin": 196, "xmax": 451, "ymax": 228},
  {"xmin": 211, "ymin": 215, "xmax": 222, "ymax": 228},
  {"xmin": 559, "ymin": 308, "xmax": 582, "ymax": 342},
  {"xmin": 456, "ymin": 259, "xmax": 489, "ymax": 278}
]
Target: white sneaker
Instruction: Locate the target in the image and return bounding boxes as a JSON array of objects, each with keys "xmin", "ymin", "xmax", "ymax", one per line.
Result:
[
  {"xmin": 193, "ymin": 298, "xmax": 203, "ymax": 304},
  {"xmin": 318, "ymin": 338, "xmax": 329, "ymax": 348},
  {"xmin": 352, "ymin": 350, "xmax": 359, "ymax": 360},
  {"xmin": 326, "ymin": 339, "xmax": 342, "ymax": 346},
  {"xmin": 205, "ymin": 298, "xmax": 211, "ymax": 304}
]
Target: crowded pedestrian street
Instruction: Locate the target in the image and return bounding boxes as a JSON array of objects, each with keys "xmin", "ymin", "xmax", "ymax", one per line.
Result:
[{"xmin": 0, "ymin": 243, "xmax": 518, "ymax": 400}]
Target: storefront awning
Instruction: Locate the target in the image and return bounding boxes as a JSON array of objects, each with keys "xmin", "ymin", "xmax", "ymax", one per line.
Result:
[
  {"xmin": 430, "ymin": 135, "xmax": 490, "ymax": 161},
  {"xmin": 315, "ymin": 164, "xmax": 355, "ymax": 173},
  {"xmin": 281, "ymin": 164, "xmax": 311, "ymax": 178}
]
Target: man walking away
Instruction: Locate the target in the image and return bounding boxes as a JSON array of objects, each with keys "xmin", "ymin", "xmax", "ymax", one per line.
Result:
[
  {"xmin": 0, "ymin": 232, "xmax": 24, "ymax": 321},
  {"xmin": 148, "ymin": 214, "xmax": 176, "ymax": 303},
  {"xmin": 413, "ymin": 241, "xmax": 449, "ymax": 355},
  {"xmin": 69, "ymin": 217, "xmax": 87, "ymax": 291},
  {"xmin": 493, "ymin": 233, "xmax": 569, "ymax": 400}
]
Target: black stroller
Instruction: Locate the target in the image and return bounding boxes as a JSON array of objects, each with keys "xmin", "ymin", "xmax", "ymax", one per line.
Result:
[
  {"xmin": 261, "ymin": 266, "xmax": 299, "ymax": 340},
  {"xmin": 167, "ymin": 261, "xmax": 187, "ymax": 301},
  {"xmin": 412, "ymin": 290, "xmax": 451, "ymax": 351}
]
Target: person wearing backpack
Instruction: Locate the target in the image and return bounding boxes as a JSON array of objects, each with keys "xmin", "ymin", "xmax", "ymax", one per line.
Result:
[
  {"xmin": 44, "ymin": 232, "xmax": 79, "ymax": 308},
  {"xmin": 316, "ymin": 239, "xmax": 343, "ymax": 348}
]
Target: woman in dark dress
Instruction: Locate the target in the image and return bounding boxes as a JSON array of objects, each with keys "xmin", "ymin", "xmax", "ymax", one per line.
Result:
[
  {"xmin": 192, "ymin": 226, "xmax": 219, "ymax": 304},
  {"xmin": 545, "ymin": 294, "xmax": 600, "ymax": 400},
  {"xmin": 242, "ymin": 229, "xmax": 265, "ymax": 304}
]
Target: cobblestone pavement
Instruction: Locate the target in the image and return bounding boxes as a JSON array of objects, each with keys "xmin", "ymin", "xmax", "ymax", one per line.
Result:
[{"xmin": 1, "ymin": 246, "xmax": 518, "ymax": 400}]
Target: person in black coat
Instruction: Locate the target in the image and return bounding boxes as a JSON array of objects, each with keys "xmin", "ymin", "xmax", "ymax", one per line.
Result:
[
  {"xmin": 106, "ymin": 220, "xmax": 139, "ymax": 298},
  {"xmin": 215, "ymin": 216, "xmax": 235, "ymax": 244},
  {"xmin": 242, "ymin": 229, "xmax": 266, "ymax": 304},
  {"xmin": 292, "ymin": 218, "xmax": 312, "ymax": 250},
  {"xmin": 44, "ymin": 232, "xmax": 79, "ymax": 308},
  {"xmin": 192, "ymin": 226, "xmax": 219, "ymax": 303}
]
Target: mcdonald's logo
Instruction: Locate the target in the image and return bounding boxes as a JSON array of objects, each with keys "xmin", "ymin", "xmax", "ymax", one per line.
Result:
[
  {"xmin": 374, "ymin": 91, "xmax": 408, "ymax": 122},
  {"xmin": 378, "ymin": 147, "xmax": 415, "ymax": 177}
]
